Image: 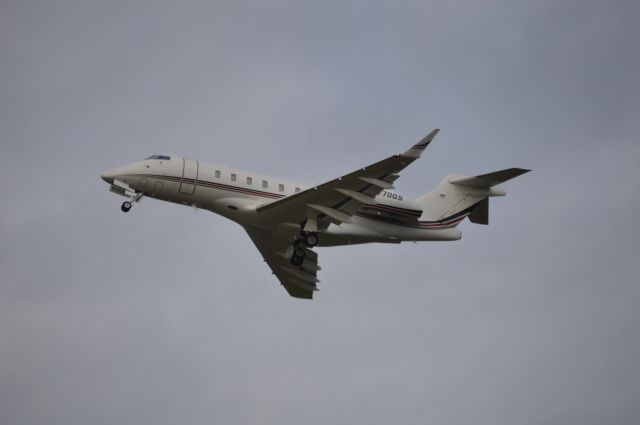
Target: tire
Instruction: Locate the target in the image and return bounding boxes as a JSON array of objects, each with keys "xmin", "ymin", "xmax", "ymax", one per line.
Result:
[
  {"xmin": 121, "ymin": 201, "xmax": 132, "ymax": 212},
  {"xmin": 305, "ymin": 232, "xmax": 318, "ymax": 247},
  {"xmin": 290, "ymin": 255, "xmax": 303, "ymax": 266},
  {"xmin": 294, "ymin": 247, "xmax": 306, "ymax": 258}
]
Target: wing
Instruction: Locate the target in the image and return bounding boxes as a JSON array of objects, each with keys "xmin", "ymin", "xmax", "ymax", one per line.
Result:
[
  {"xmin": 256, "ymin": 129, "xmax": 439, "ymax": 230},
  {"xmin": 244, "ymin": 226, "xmax": 320, "ymax": 299}
]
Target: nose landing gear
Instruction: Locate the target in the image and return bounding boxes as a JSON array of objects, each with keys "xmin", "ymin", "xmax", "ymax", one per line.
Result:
[{"xmin": 120, "ymin": 193, "xmax": 144, "ymax": 213}]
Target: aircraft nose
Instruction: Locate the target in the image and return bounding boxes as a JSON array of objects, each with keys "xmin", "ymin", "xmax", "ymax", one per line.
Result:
[{"xmin": 100, "ymin": 170, "xmax": 115, "ymax": 184}]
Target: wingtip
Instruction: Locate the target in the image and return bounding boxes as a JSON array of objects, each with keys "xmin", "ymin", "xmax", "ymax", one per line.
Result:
[
  {"xmin": 410, "ymin": 128, "xmax": 441, "ymax": 151},
  {"xmin": 420, "ymin": 128, "xmax": 440, "ymax": 146}
]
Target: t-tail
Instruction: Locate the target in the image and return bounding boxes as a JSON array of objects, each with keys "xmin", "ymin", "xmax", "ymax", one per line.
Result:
[{"xmin": 415, "ymin": 168, "xmax": 530, "ymax": 227}]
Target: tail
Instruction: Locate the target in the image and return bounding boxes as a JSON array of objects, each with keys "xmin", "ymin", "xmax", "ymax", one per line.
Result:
[{"xmin": 415, "ymin": 168, "xmax": 530, "ymax": 226}]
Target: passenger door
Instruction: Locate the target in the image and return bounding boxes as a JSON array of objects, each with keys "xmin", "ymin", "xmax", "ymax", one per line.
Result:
[{"xmin": 179, "ymin": 158, "xmax": 199, "ymax": 195}]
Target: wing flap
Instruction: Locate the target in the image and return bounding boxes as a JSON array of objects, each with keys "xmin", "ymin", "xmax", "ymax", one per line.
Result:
[
  {"xmin": 282, "ymin": 276, "xmax": 319, "ymax": 292},
  {"xmin": 280, "ymin": 266, "xmax": 321, "ymax": 284},
  {"xmin": 282, "ymin": 282, "xmax": 314, "ymax": 299}
]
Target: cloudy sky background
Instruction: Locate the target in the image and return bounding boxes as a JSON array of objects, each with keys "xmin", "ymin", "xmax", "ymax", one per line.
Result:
[{"xmin": 1, "ymin": 1, "xmax": 639, "ymax": 424}]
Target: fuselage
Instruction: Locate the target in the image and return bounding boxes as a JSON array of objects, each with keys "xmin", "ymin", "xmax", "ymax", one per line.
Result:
[{"xmin": 101, "ymin": 155, "xmax": 462, "ymax": 245}]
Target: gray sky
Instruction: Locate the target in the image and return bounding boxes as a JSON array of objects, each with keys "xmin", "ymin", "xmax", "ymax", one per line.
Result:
[{"xmin": 1, "ymin": 1, "xmax": 639, "ymax": 424}]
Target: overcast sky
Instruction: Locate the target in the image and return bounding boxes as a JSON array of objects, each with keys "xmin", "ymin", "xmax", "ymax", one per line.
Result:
[{"xmin": 1, "ymin": 1, "xmax": 639, "ymax": 424}]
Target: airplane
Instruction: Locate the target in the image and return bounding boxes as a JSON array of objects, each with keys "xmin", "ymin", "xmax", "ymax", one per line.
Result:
[{"xmin": 100, "ymin": 129, "xmax": 529, "ymax": 299}]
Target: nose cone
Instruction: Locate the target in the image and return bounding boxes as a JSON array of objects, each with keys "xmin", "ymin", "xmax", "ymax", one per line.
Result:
[
  {"xmin": 101, "ymin": 162, "xmax": 147, "ymax": 185},
  {"xmin": 100, "ymin": 170, "xmax": 115, "ymax": 184}
]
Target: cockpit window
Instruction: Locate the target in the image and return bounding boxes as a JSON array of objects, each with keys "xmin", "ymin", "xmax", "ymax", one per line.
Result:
[{"xmin": 145, "ymin": 155, "xmax": 171, "ymax": 160}]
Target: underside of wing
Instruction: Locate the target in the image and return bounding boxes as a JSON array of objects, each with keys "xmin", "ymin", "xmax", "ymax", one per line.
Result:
[{"xmin": 244, "ymin": 226, "xmax": 320, "ymax": 299}]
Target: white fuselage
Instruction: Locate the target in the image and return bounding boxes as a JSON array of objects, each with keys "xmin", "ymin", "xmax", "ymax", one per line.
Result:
[{"xmin": 101, "ymin": 156, "xmax": 462, "ymax": 246}]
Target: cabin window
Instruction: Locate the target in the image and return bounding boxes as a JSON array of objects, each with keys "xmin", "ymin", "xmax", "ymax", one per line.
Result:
[
  {"xmin": 279, "ymin": 184, "xmax": 285, "ymax": 192},
  {"xmin": 262, "ymin": 180, "xmax": 268, "ymax": 189},
  {"xmin": 295, "ymin": 187, "xmax": 301, "ymax": 193},
  {"xmin": 231, "ymin": 173, "xmax": 236, "ymax": 182},
  {"xmin": 246, "ymin": 176, "xmax": 252, "ymax": 185},
  {"xmin": 215, "ymin": 170, "xmax": 221, "ymax": 178}
]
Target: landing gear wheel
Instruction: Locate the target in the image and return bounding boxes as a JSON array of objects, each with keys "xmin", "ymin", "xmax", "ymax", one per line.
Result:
[
  {"xmin": 293, "ymin": 246, "xmax": 306, "ymax": 258},
  {"xmin": 121, "ymin": 201, "xmax": 132, "ymax": 212},
  {"xmin": 304, "ymin": 232, "xmax": 318, "ymax": 247},
  {"xmin": 290, "ymin": 240, "xmax": 307, "ymax": 266}
]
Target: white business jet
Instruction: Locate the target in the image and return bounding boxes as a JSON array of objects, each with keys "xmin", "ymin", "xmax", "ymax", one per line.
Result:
[{"xmin": 101, "ymin": 130, "xmax": 528, "ymax": 299}]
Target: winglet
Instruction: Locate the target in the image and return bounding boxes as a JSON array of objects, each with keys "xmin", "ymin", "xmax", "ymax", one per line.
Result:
[{"xmin": 403, "ymin": 129, "xmax": 440, "ymax": 159}]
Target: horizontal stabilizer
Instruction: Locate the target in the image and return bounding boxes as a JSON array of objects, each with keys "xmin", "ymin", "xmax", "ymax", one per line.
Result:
[{"xmin": 450, "ymin": 168, "xmax": 530, "ymax": 188}]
